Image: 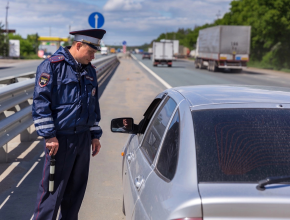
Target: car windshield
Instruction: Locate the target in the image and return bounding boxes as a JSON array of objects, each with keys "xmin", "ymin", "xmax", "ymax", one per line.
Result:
[{"xmin": 192, "ymin": 109, "xmax": 290, "ymax": 183}]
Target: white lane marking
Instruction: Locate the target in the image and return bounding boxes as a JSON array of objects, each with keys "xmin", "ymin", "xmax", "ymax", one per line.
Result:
[
  {"xmin": 131, "ymin": 54, "xmax": 172, "ymax": 89},
  {"xmin": 16, "ymin": 162, "xmax": 39, "ymax": 188},
  {"xmin": 0, "ymin": 162, "xmax": 20, "ymax": 182},
  {"xmin": 30, "ymin": 214, "xmax": 34, "ymax": 220},
  {"xmin": 0, "ymin": 195, "xmax": 10, "ymax": 209},
  {"xmin": 40, "ymin": 151, "xmax": 45, "ymax": 157},
  {"xmin": 17, "ymin": 141, "xmax": 40, "ymax": 159}
]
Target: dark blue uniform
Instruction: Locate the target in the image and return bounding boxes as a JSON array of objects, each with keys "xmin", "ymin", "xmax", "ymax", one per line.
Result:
[{"xmin": 32, "ymin": 46, "xmax": 102, "ymax": 220}]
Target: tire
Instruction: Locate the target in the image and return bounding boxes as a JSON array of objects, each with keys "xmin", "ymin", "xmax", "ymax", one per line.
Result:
[
  {"xmin": 122, "ymin": 196, "xmax": 126, "ymax": 216},
  {"xmin": 208, "ymin": 61, "xmax": 212, "ymax": 71},
  {"xmin": 231, "ymin": 69, "xmax": 243, "ymax": 73},
  {"xmin": 168, "ymin": 65, "xmax": 172, "ymax": 67}
]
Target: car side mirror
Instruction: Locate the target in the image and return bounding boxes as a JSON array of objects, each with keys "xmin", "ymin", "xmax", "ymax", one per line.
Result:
[{"xmin": 111, "ymin": 118, "xmax": 135, "ymax": 134}]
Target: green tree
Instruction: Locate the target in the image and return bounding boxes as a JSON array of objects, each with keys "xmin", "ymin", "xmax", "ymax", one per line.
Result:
[{"xmin": 8, "ymin": 33, "xmax": 38, "ymax": 56}]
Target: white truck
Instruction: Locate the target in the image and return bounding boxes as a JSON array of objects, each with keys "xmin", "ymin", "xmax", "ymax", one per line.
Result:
[
  {"xmin": 101, "ymin": 47, "xmax": 108, "ymax": 55},
  {"xmin": 160, "ymin": 39, "xmax": 179, "ymax": 55},
  {"xmin": 195, "ymin": 25, "xmax": 251, "ymax": 72},
  {"xmin": 152, "ymin": 42, "xmax": 174, "ymax": 67}
]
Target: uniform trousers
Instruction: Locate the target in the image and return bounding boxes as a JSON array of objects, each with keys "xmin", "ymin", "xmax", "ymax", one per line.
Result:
[{"xmin": 33, "ymin": 130, "xmax": 91, "ymax": 220}]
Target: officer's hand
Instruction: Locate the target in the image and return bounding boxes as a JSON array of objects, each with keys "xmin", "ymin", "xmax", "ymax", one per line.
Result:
[
  {"xmin": 92, "ymin": 139, "xmax": 101, "ymax": 157},
  {"xmin": 45, "ymin": 137, "xmax": 59, "ymax": 156}
]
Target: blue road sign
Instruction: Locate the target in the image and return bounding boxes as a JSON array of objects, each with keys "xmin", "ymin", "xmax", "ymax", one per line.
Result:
[
  {"xmin": 88, "ymin": 12, "xmax": 105, "ymax": 29},
  {"xmin": 122, "ymin": 41, "xmax": 127, "ymax": 46}
]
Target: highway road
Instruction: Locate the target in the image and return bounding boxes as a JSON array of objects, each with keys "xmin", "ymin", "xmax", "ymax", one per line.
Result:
[
  {"xmin": 132, "ymin": 54, "xmax": 290, "ymax": 88},
  {"xmin": 1, "ymin": 53, "xmax": 290, "ymax": 220}
]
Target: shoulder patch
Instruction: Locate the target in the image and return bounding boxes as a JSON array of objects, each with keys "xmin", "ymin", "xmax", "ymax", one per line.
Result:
[
  {"xmin": 39, "ymin": 73, "xmax": 50, "ymax": 87},
  {"xmin": 49, "ymin": 55, "xmax": 65, "ymax": 63},
  {"xmin": 91, "ymin": 64, "xmax": 96, "ymax": 68}
]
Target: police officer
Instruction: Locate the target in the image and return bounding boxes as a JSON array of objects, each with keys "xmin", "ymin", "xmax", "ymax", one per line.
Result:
[{"xmin": 32, "ymin": 29, "xmax": 106, "ymax": 220}]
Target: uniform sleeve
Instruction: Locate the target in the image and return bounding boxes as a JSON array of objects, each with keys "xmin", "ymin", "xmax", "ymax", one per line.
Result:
[
  {"xmin": 32, "ymin": 61, "xmax": 56, "ymax": 139},
  {"xmin": 90, "ymin": 80, "xmax": 103, "ymax": 140}
]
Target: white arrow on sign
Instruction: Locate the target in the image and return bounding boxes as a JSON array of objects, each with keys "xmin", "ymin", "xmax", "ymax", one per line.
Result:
[{"xmin": 94, "ymin": 14, "xmax": 99, "ymax": 28}]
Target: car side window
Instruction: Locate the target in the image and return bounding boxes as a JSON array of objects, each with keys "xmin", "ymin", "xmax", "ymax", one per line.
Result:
[
  {"xmin": 156, "ymin": 110, "xmax": 180, "ymax": 181},
  {"xmin": 141, "ymin": 97, "xmax": 177, "ymax": 164}
]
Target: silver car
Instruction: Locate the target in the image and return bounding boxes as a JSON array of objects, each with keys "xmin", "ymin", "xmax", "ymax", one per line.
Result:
[{"xmin": 111, "ymin": 85, "xmax": 290, "ymax": 220}]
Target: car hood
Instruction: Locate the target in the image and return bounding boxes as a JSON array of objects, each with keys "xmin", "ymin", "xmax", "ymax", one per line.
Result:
[{"xmin": 198, "ymin": 183, "xmax": 290, "ymax": 220}]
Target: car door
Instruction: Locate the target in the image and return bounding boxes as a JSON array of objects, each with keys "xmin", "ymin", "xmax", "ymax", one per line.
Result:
[
  {"xmin": 123, "ymin": 93, "xmax": 167, "ymax": 218},
  {"xmin": 130, "ymin": 97, "xmax": 177, "ymax": 219},
  {"xmin": 133, "ymin": 107, "xmax": 180, "ymax": 220}
]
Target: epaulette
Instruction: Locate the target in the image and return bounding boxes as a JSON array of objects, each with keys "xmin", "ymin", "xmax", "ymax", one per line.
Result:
[
  {"xmin": 91, "ymin": 64, "xmax": 96, "ymax": 68},
  {"xmin": 49, "ymin": 55, "xmax": 65, "ymax": 63}
]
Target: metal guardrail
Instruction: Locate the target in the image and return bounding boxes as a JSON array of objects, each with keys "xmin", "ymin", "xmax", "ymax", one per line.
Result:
[
  {"xmin": 0, "ymin": 55, "xmax": 118, "ymax": 162},
  {"xmin": 0, "ymin": 54, "xmax": 116, "ymax": 85},
  {"xmin": 0, "ymin": 72, "xmax": 36, "ymax": 85}
]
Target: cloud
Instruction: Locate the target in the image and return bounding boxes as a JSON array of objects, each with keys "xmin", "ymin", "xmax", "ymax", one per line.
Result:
[
  {"xmin": 104, "ymin": 0, "xmax": 144, "ymax": 11},
  {"xmin": 0, "ymin": 0, "xmax": 232, "ymax": 46}
]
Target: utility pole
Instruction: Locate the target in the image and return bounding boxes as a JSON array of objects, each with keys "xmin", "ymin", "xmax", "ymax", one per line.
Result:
[
  {"xmin": 5, "ymin": 1, "xmax": 9, "ymax": 57},
  {"xmin": 216, "ymin": 10, "xmax": 221, "ymax": 20}
]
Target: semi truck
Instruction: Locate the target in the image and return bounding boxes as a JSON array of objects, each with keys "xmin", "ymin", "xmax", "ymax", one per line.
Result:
[
  {"xmin": 152, "ymin": 41, "xmax": 173, "ymax": 67},
  {"xmin": 195, "ymin": 25, "xmax": 251, "ymax": 73}
]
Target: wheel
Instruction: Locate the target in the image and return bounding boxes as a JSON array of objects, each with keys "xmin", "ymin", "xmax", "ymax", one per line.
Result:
[
  {"xmin": 153, "ymin": 64, "xmax": 157, "ymax": 67},
  {"xmin": 208, "ymin": 61, "xmax": 212, "ymax": 71},
  {"xmin": 122, "ymin": 196, "xmax": 126, "ymax": 216},
  {"xmin": 168, "ymin": 65, "xmax": 172, "ymax": 67},
  {"xmin": 196, "ymin": 59, "xmax": 201, "ymax": 69}
]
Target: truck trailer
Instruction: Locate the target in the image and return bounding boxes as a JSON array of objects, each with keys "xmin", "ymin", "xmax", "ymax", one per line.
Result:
[
  {"xmin": 152, "ymin": 41, "xmax": 173, "ymax": 67},
  {"xmin": 195, "ymin": 25, "xmax": 251, "ymax": 73}
]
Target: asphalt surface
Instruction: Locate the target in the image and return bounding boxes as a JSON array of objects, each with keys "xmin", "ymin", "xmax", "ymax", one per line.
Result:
[{"xmin": 133, "ymin": 54, "xmax": 290, "ymax": 88}]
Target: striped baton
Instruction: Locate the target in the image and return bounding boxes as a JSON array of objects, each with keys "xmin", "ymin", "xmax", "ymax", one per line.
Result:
[{"xmin": 49, "ymin": 155, "xmax": 55, "ymax": 192}]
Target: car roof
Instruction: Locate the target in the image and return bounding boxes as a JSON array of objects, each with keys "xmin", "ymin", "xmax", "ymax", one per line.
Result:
[{"xmin": 173, "ymin": 85, "xmax": 290, "ymax": 107}]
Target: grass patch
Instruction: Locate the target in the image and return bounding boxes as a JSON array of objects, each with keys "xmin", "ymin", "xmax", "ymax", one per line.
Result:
[
  {"xmin": 281, "ymin": 68, "xmax": 290, "ymax": 73},
  {"xmin": 248, "ymin": 60, "xmax": 290, "ymax": 73},
  {"xmin": 247, "ymin": 60, "xmax": 273, "ymax": 70},
  {"xmin": 21, "ymin": 54, "xmax": 42, "ymax": 59}
]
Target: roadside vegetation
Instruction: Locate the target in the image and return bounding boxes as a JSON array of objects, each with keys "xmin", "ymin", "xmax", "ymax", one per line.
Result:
[
  {"xmin": 152, "ymin": 0, "xmax": 290, "ymax": 71},
  {"xmin": 0, "ymin": 22, "xmax": 41, "ymax": 59}
]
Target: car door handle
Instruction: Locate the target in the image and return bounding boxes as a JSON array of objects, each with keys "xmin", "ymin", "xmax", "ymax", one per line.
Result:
[
  {"xmin": 135, "ymin": 175, "xmax": 144, "ymax": 191},
  {"xmin": 127, "ymin": 152, "xmax": 134, "ymax": 163}
]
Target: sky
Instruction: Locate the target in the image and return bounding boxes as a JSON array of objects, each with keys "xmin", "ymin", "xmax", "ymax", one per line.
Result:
[{"xmin": 0, "ymin": 0, "xmax": 232, "ymax": 46}]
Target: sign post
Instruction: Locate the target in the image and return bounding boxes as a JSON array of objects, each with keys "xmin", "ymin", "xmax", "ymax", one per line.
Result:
[
  {"xmin": 122, "ymin": 41, "xmax": 127, "ymax": 54},
  {"xmin": 88, "ymin": 12, "xmax": 105, "ymax": 29}
]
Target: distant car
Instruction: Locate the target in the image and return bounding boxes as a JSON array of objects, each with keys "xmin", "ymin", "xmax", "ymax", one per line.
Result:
[
  {"xmin": 43, "ymin": 52, "xmax": 52, "ymax": 59},
  {"xmin": 111, "ymin": 85, "xmax": 290, "ymax": 220},
  {"xmin": 142, "ymin": 52, "xmax": 151, "ymax": 59},
  {"xmin": 101, "ymin": 47, "xmax": 108, "ymax": 55}
]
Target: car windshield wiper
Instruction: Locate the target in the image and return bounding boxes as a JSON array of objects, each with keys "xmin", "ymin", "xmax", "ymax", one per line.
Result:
[{"xmin": 256, "ymin": 176, "xmax": 290, "ymax": 191}]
